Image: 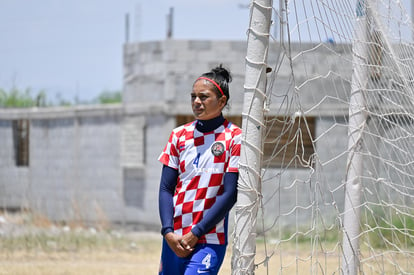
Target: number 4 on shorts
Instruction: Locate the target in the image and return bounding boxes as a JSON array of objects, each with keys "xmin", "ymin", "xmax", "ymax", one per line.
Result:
[{"xmin": 202, "ymin": 253, "xmax": 211, "ymax": 269}]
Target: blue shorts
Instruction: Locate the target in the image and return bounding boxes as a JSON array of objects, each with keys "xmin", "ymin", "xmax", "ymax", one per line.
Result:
[{"xmin": 158, "ymin": 239, "xmax": 227, "ymax": 275}]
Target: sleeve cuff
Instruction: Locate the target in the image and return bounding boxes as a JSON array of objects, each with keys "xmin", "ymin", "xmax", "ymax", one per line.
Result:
[
  {"xmin": 191, "ymin": 226, "xmax": 203, "ymax": 238},
  {"xmin": 161, "ymin": 227, "xmax": 174, "ymax": 237}
]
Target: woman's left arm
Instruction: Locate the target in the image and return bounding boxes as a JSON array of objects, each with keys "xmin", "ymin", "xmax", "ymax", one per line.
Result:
[{"xmin": 190, "ymin": 172, "xmax": 238, "ymax": 238}]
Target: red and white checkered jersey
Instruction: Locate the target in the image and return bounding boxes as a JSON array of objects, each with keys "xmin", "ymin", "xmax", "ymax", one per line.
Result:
[{"xmin": 158, "ymin": 119, "xmax": 242, "ymax": 245}]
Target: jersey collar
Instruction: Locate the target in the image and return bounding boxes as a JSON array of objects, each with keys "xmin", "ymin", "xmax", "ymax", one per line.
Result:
[{"xmin": 196, "ymin": 114, "xmax": 225, "ymax": 133}]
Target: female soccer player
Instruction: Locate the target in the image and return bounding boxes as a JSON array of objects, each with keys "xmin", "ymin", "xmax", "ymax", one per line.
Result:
[{"xmin": 158, "ymin": 65, "xmax": 242, "ymax": 274}]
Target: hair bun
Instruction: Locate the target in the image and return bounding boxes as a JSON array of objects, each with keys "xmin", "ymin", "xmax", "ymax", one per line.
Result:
[{"xmin": 212, "ymin": 64, "xmax": 232, "ymax": 83}]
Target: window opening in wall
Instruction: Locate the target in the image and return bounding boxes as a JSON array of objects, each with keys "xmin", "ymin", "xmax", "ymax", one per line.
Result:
[
  {"xmin": 143, "ymin": 124, "xmax": 147, "ymax": 164},
  {"xmin": 176, "ymin": 114, "xmax": 194, "ymax": 126},
  {"xmin": 123, "ymin": 168, "xmax": 145, "ymax": 209},
  {"xmin": 264, "ymin": 116, "xmax": 315, "ymax": 168},
  {"xmin": 13, "ymin": 119, "xmax": 30, "ymax": 166}
]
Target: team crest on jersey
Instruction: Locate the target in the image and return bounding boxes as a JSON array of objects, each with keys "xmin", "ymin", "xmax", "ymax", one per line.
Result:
[{"xmin": 211, "ymin": 141, "xmax": 225, "ymax": 156}]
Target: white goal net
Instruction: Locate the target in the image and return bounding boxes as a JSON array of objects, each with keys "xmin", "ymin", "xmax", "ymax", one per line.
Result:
[{"xmin": 232, "ymin": 0, "xmax": 414, "ymax": 274}]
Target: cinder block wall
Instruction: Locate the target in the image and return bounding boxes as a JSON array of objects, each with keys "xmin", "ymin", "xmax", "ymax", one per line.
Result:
[
  {"xmin": 123, "ymin": 40, "xmax": 247, "ymax": 111},
  {"xmin": 0, "ymin": 108, "xmax": 126, "ymax": 225}
]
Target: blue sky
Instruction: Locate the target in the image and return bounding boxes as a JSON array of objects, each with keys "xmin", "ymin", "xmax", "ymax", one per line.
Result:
[
  {"xmin": 1, "ymin": 0, "xmax": 411, "ymax": 103},
  {"xmin": 0, "ymin": 0, "xmax": 250, "ymax": 103}
]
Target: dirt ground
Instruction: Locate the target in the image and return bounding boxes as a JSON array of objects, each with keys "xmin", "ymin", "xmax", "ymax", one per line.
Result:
[
  {"xmin": 0, "ymin": 213, "xmax": 412, "ymax": 274},
  {"xmin": 1, "ymin": 232, "xmax": 413, "ymax": 274},
  {"xmin": 0, "ymin": 230, "xmax": 342, "ymax": 275}
]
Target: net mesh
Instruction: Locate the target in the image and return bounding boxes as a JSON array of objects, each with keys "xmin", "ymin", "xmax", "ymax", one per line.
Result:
[{"xmin": 234, "ymin": 0, "xmax": 414, "ymax": 273}]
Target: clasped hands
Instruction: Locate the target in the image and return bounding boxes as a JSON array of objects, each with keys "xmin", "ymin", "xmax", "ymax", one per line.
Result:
[{"xmin": 164, "ymin": 231, "xmax": 199, "ymax": 258}]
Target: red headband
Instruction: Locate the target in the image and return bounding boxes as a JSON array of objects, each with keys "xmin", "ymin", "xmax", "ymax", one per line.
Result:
[{"xmin": 197, "ymin": 77, "xmax": 224, "ymax": 96}]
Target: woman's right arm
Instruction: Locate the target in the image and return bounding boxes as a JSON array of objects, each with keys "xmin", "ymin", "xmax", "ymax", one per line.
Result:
[
  {"xmin": 159, "ymin": 165, "xmax": 194, "ymax": 257},
  {"xmin": 158, "ymin": 165, "xmax": 178, "ymax": 236}
]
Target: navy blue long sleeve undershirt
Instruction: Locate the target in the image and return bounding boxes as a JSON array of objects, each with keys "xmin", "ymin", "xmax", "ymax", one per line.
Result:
[
  {"xmin": 158, "ymin": 165, "xmax": 178, "ymax": 236},
  {"xmin": 158, "ymin": 165, "xmax": 238, "ymax": 238}
]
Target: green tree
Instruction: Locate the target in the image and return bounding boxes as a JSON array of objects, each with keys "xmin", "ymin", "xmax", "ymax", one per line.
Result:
[
  {"xmin": 95, "ymin": 90, "xmax": 122, "ymax": 104},
  {"xmin": 0, "ymin": 88, "xmax": 123, "ymax": 107},
  {"xmin": 0, "ymin": 87, "xmax": 47, "ymax": 108}
]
